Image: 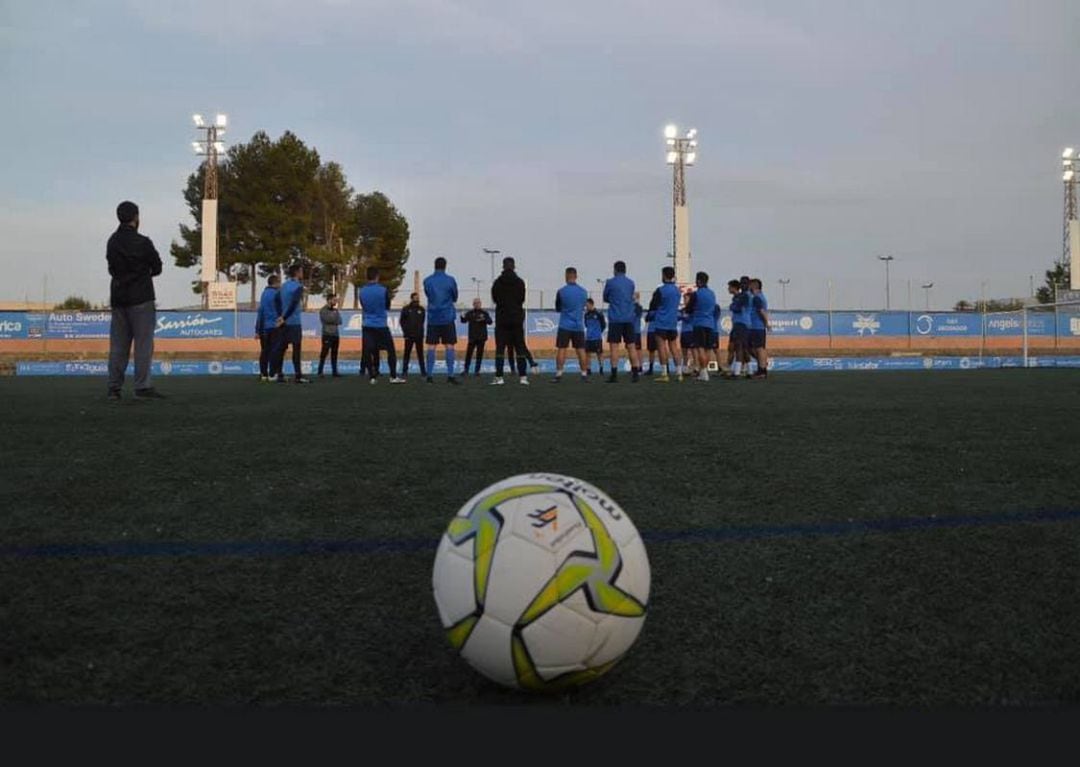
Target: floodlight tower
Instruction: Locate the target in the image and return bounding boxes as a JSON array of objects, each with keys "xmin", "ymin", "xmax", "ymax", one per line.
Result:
[
  {"xmin": 664, "ymin": 124, "xmax": 698, "ymax": 286},
  {"xmin": 192, "ymin": 113, "xmax": 228, "ymax": 305},
  {"xmin": 877, "ymin": 254, "xmax": 895, "ymax": 309},
  {"xmin": 1063, "ymin": 148, "xmax": 1079, "ymax": 290}
]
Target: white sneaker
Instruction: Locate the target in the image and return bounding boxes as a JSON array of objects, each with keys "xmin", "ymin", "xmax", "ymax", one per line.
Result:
[
  {"xmin": 390, "ymin": 377, "xmax": 406, "ymax": 384},
  {"xmin": 369, "ymin": 378, "xmax": 377, "ymax": 385},
  {"xmin": 519, "ymin": 377, "xmax": 530, "ymax": 386},
  {"xmin": 698, "ymin": 370, "xmax": 710, "ymax": 382},
  {"xmin": 490, "ymin": 377, "xmax": 505, "ymax": 386}
]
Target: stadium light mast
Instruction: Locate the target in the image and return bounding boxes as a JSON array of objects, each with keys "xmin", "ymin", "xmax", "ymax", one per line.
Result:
[
  {"xmin": 665, "ymin": 124, "xmax": 697, "ymax": 286},
  {"xmin": 482, "ymin": 248, "xmax": 501, "ymax": 282},
  {"xmin": 471, "ymin": 277, "xmax": 484, "ymax": 300},
  {"xmin": 877, "ymin": 254, "xmax": 895, "ymax": 310},
  {"xmin": 777, "ymin": 278, "xmax": 790, "ymax": 309},
  {"xmin": 1063, "ymin": 148, "xmax": 1079, "ymax": 290},
  {"xmin": 192, "ymin": 113, "xmax": 228, "ymax": 308},
  {"xmin": 921, "ymin": 282, "xmax": 934, "ymax": 311}
]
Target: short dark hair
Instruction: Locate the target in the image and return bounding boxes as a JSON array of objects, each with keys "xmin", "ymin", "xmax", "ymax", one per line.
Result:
[
  {"xmin": 367, "ymin": 266, "xmax": 380, "ymax": 280},
  {"xmin": 116, "ymin": 200, "xmax": 139, "ymax": 224},
  {"xmin": 662, "ymin": 266, "xmax": 675, "ymax": 281},
  {"xmin": 565, "ymin": 267, "xmax": 577, "ymax": 278},
  {"xmin": 614, "ymin": 260, "xmax": 626, "ymax": 274},
  {"xmin": 267, "ymin": 274, "xmax": 281, "ymax": 287},
  {"xmin": 287, "ymin": 263, "xmax": 302, "ymax": 278},
  {"xmin": 739, "ymin": 275, "xmax": 750, "ymax": 288},
  {"xmin": 410, "ymin": 292, "xmax": 419, "ymax": 301},
  {"xmin": 696, "ymin": 271, "xmax": 709, "ymax": 286},
  {"xmin": 326, "ymin": 292, "xmax": 337, "ymax": 301},
  {"xmin": 586, "ymin": 298, "xmax": 595, "ymax": 305},
  {"xmin": 502, "ymin": 256, "xmax": 515, "ymax": 270},
  {"xmin": 749, "ymin": 278, "xmax": 762, "ymax": 290},
  {"xmin": 434, "ymin": 257, "xmax": 447, "ymax": 270},
  {"xmin": 728, "ymin": 279, "xmax": 741, "ymax": 288}
]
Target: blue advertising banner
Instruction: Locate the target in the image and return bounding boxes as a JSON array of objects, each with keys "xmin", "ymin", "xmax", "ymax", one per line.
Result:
[
  {"xmin": 46, "ymin": 311, "xmax": 112, "ymax": 338},
  {"xmin": 984, "ymin": 311, "xmax": 1054, "ymax": 336},
  {"xmin": 18, "ymin": 355, "xmax": 1080, "ymax": 376},
  {"xmin": 154, "ymin": 311, "xmax": 235, "ymax": 338},
  {"xmin": 1060, "ymin": 311, "xmax": 1080, "ymax": 338},
  {"xmin": 829, "ymin": 311, "xmax": 911, "ymax": 337},
  {"xmin": 0, "ymin": 312, "xmax": 30, "ymax": 339},
  {"xmin": 909, "ymin": 313, "xmax": 981, "ymax": 338}
]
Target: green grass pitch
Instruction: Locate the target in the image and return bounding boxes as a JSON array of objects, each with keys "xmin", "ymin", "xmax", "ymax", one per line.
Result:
[{"xmin": 1, "ymin": 370, "xmax": 1079, "ymax": 705}]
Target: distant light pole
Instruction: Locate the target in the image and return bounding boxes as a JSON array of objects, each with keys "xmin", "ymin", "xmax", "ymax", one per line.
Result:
[
  {"xmin": 664, "ymin": 124, "xmax": 698, "ymax": 286},
  {"xmin": 482, "ymin": 248, "xmax": 501, "ymax": 281},
  {"xmin": 921, "ymin": 282, "xmax": 934, "ymax": 310},
  {"xmin": 471, "ymin": 277, "xmax": 484, "ymax": 300},
  {"xmin": 1063, "ymin": 148, "xmax": 1078, "ymax": 289},
  {"xmin": 877, "ymin": 255, "xmax": 895, "ymax": 310},
  {"xmin": 777, "ymin": 278, "xmax": 790, "ymax": 309},
  {"xmin": 192, "ymin": 113, "xmax": 227, "ymax": 308}
]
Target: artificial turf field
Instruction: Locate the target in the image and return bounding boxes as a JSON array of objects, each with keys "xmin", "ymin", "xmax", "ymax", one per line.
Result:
[{"xmin": 1, "ymin": 370, "xmax": 1079, "ymax": 706}]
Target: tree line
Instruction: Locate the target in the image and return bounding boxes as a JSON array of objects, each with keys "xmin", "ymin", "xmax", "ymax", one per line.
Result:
[{"xmin": 171, "ymin": 130, "xmax": 410, "ymax": 307}]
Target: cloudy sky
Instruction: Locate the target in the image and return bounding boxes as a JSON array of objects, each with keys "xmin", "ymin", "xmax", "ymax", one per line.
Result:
[{"xmin": 2, "ymin": 0, "xmax": 1078, "ymax": 310}]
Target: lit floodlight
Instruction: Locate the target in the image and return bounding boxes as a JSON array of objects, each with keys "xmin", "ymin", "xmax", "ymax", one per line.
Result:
[
  {"xmin": 664, "ymin": 124, "xmax": 677, "ymax": 139},
  {"xmin": 687, "ymin": 128, "xmax": 697, "ymax": 139},
  {"xmin": 215, "ymin": 114, "xmax": 228, "ymax": 128},
  {"xmin": 666, "ymin": 151, "xmax": 678, "ymax": 164},
  {"xmin": 666, "ymin": 138, "xmax": 676, "ymax": 146},
  {"xmin": 1065, "ymin": 170, "xmax": 1076, "ymax": 182},
  {"xmin": 192, "ymin": 141, "xmax": 204, "ymax": 153},
  {"xmin": 685, "ymin": 152, "xmax": 696, "ymax": 164},
  {"xmin": 213, "ymin": 142, "xmax": 225, "ymax": 153},
  {"xmin": 689, "ymin": 140, "xmax": 698, "ymax": 147},
  {"xmin": 193, "ymin": 114, "xmax": 205, "ymax": 127},
  {"xmin": 1064, "ymin": 148, "xmax": 1075, "ymax": 160}
]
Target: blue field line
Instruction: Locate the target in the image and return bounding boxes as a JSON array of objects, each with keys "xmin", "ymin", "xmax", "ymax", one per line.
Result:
[{"xmin": 1, "ymin": 507, "xmax": 1078, "ymax": 561}]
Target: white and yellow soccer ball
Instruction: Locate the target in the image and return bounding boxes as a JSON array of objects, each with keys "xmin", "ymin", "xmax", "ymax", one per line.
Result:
[{"xmin": 432, "ymin": 473, "xmax": 651, "ymax": 691}]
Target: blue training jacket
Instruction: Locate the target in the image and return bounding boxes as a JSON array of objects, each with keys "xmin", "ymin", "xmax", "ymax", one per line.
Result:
[
  {"xmin": 602, "ymin": 273, "xmax": 636, "ymax": 324},
  {"xmin": 359, "ymin": 283, "xmax": 391, "ymax": 329},
  {"xmin": 423, "ymin": 270, "xmax": 459, "ymax": 326}
]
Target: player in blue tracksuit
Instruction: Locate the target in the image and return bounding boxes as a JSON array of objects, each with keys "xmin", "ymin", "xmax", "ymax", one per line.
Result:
[
  {"xmin": 255, "ymin": 274, "xmax": 282, "ymax": 381},
  {"xmin": 359, "ymin": 266, "xmax": 403, "ymax": 384},
  {"xmin": 679, "ymin": 309, "xmax": 696, "ymax": 359},
  {"xmin": 422, "ymin": 257, "xmax": 460, "ymax": 383},
  {"xmin": 601, "ymin": 261, "xmax": 640, "ymax": 382},
  {"xmin": 684, "ymin": 272, "xmax": 719, "ymax": 381},
  {"xmin": 270, "ymin": 264, "xmax": 311, "ymax": 384},
  {"xmin": 647, "ymin": 265, "xmax": 683, "ymax": 381},
  {"xmin": 748, "ymin": 277, "xmax": 771, "ymax": 378},
  {"xmin": 584, "ymin": 299, "xmax": 606, "ymax": 376},
  {"xmin": 552, "ymin": 267, "xmax": 589, "ymax": 382},
  {"xmin": 725, "ymin": 277, "xmax": 752, "ymax": 378}
]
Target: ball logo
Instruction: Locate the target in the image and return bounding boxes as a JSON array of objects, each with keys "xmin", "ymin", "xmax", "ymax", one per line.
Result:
[
  {"xmin": 528, "ymin": 506, "xmax": 559, "ymax": 532},
  {"xmin": 208, "ymin": 361, "xmax": 223, "ymax": 375},
  {"xmin": 160, "ymin": 361, "xmax": 173, "ymax": 375},
  {"xmin": 916, "ymin": 314, "xmax": 933, "ymax": 335},
  {"xmin": 799, "ymin": 315, "xmax": 813, "ymax": 330},
  {"xmin": 346, "ymin": 314, "xmax": 364, "ymax": 330},
  {"xmin": 720, "ymin": 317, "xmax": 732, "ymax": 332}
]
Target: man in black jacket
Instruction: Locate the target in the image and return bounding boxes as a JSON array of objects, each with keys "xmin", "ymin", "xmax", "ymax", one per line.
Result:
[
  {"xmin": 399, "ymin": 292, "xmax": 427, "ymax": 379},
  {"xmin": 459, "ymin": 298, "xmax": 492, "ymax": 377},
  {"xmin": 490, "ymin": 256, "xmax": 530, "ymax": 385},
  {"xmin": 106, "ymin": 200, "xmax": 163, "ymax": 400}
]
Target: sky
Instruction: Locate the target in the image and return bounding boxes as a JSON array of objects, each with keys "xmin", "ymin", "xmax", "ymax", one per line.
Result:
[{"xmin": 1, "ymin": 0, "xmax": 1078, "ymax": 311}]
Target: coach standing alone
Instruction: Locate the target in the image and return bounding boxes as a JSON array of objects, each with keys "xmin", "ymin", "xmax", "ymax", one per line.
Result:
[{"xmin": 107, "ymin": 201, "xmax": 163, "ymax": 400}]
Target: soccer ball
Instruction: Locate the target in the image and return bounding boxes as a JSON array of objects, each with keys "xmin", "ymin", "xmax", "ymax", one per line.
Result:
[{"xmin": 432, "ymin": 473, "xmax": 651, "ymax": 691}]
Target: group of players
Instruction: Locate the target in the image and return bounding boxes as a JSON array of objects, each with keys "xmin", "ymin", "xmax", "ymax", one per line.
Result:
[{"xmin": 254, "ymin": 256, "xmax": 771, "ymax": 385}]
